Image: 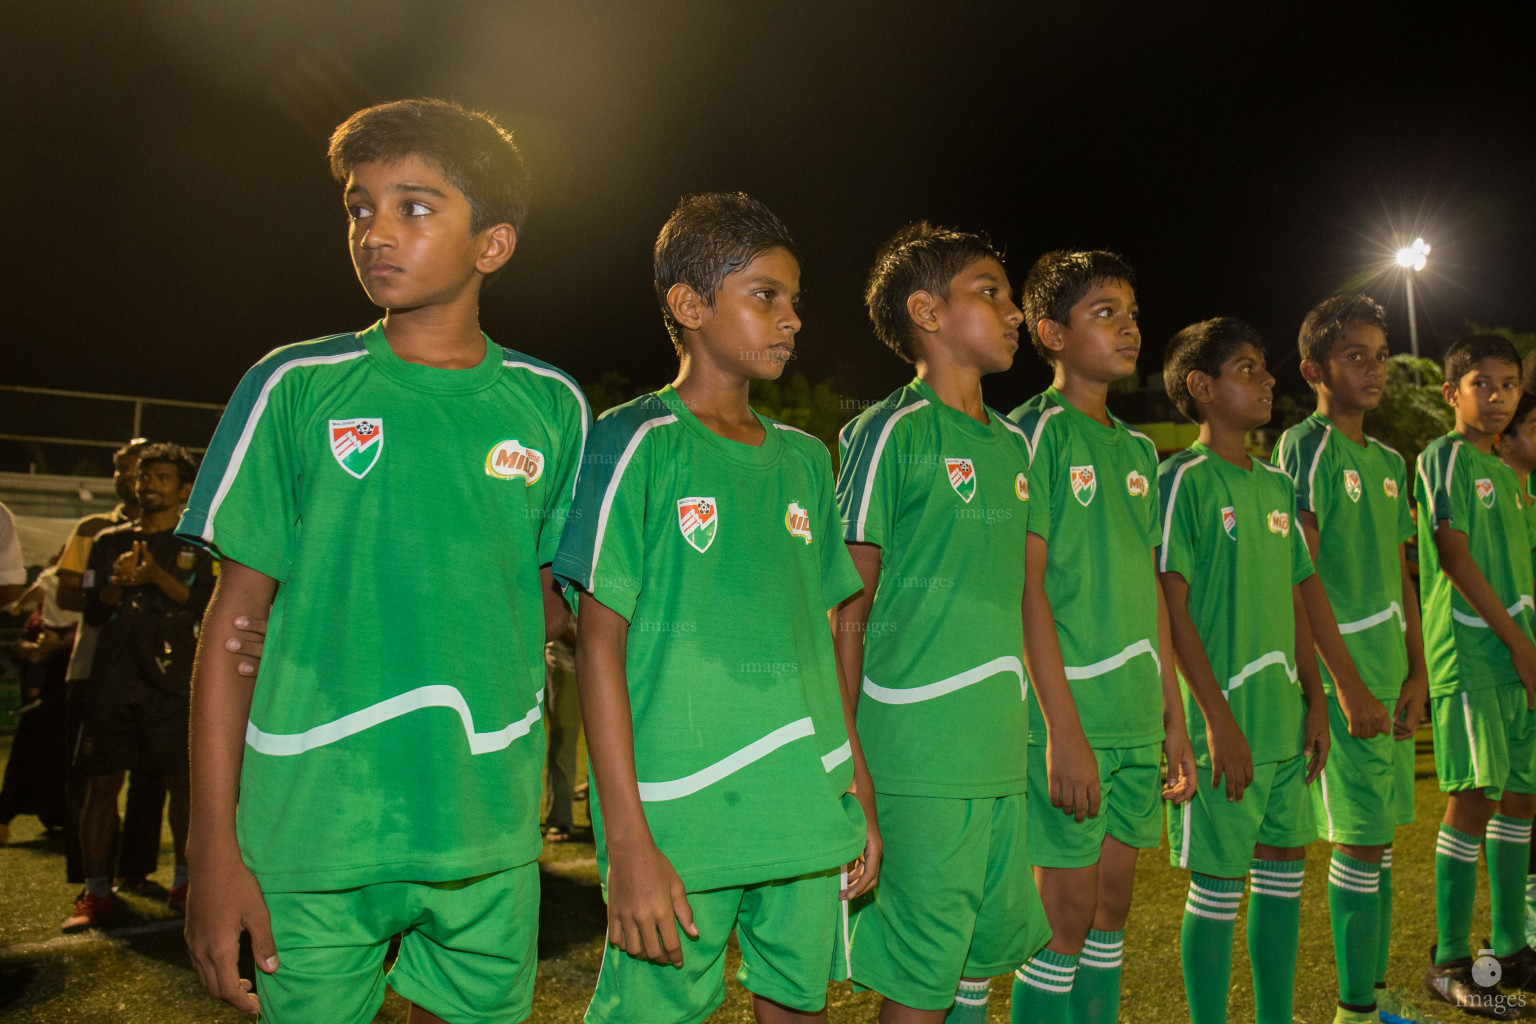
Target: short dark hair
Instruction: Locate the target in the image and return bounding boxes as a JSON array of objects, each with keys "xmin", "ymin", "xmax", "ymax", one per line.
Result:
[
  {"xmin": 1444, "ymin": 334, "xmax": 1521, "ymax": 386},
  {"xmin": 1298, "ymin": 293, "xmax": 1389, "ymax": 365},
  {"xmin": 1162, "ymin": 317, "xmax": 1266, "ymax": 424},
  {"xmin": 113, "ymin": 438, "xmax": 149, "ymax": 465},
  {"xmin": 1503, "ymin": 391, "xmax": 1536, "ymax": 437},
  {"xmin": 328, "ymin": 98, "xmax": 529, "ymax": 240},
  {"xmin": 863, "ymin": 223, "xmax": 1003, "ymax": 363},
  {"xmin": 1021, "ymin": 250, "xmax": 1137, "ymax": 364},
  {"xmin": 135, "ymin": 442, "xmax": 198, "ymax": 488},
  {"xmin": 652, "ymin": 192, "xmax": 797, "ymax": 351},
  {"xmin": 1523, "ymin": 348, "xmax": 1536, "ymax": 396}
]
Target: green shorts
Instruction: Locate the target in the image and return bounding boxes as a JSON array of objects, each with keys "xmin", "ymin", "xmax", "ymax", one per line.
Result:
[
  {"xmin": 586, "ymin": 869, "xmax": 841, "ymax": 1024},
  {"xmin": 1314, "ymin": 694, "xmax": 1406, "ymax": 846},
  {"xmin": 1431, "ymin": 685, "xmax": 1536, "ymax": 798},
  {"xmin": 1169, "ymin": 754, "xmax": 1316, "ymax": 878},
  {"xmin": 837, "ymin": 792, "xmax": 1050, "ymax": 1010},
  {"xmin": 1026, "ymin": 742, "xmax": 1164, "ymax": 869},
  {"xmin": 259, "ymin": 866, "xmax": 538, "ymax": 1024}
]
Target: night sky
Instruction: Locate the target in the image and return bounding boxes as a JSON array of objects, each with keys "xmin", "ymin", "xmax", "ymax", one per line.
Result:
[{"xmin": 5, "ymin": 2, "xmax": 1533, "ymax": 461}]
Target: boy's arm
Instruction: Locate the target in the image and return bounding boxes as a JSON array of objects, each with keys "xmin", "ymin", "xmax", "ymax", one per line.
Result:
[
  {"xmin": 575, "ymin": 592, "xmax": 697, "ymax": 966},
  {"xmin": 1292, "ymin": 584, "xmax": 1331, "ymax": 781},
  {"xmin": 184, "ymin": 560, "xmax": 279, "ymax": 1015},
  {"xmin": 832, "ymin": 542, "xmax": 882, "ymax": 899},
  {"xmin": 1395, "ymin": 544, "xmax": 1429, "ymax": 737},
  {"xmin": 1434, "ymin": 520, "xmax": 1536, "ymax": 707},
  {"xmin": 1158, "ymin": 569, "xmax": 1248, "ymax": 801},
  {"xmin": 540, "ymin": 565, "xmax": 569, "ymax": 644},
  {"xmin": 1296, "ymin": 511, "xmax": 1390, "ymax": 738},
  {"xmin": 1155, "ymin": 560, "xmax": 1197, "ymax": 803},
  {"xmin": 1022, "ymin": 533, "xmax": 1101, "ymax": 821}
]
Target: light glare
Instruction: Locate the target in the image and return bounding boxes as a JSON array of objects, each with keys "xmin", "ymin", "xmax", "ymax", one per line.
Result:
[{"xmin": 1397, "ymin": 237, "xmax": 1430, "ymax": 271}]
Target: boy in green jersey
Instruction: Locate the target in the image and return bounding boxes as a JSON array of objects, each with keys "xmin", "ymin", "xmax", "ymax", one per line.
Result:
[
  {"xmin": 1499, "ymin": 393, "xmax": 1536, "ymax": 948},
  {"xmin": 1272, "ymin": 294, "xmax": 1428, "ymax": 1023},
  {"xmin": 178, "ymin": 100, "xmax": 588, "ymax": 1024},
  {"xmin": 1006, "ymin": 251, "xmax": 1197, "ymax": 1024},
  {"xmin": 832, "ymin": 223, "xmax": 1052, "ymax": 1023},
  {"xmin": 1157, "ymin": 318, "xmax": 1359, "ymax": 1024},
  {"xmin": 552, "ymin": 193, "xmax": 874, "ymax": 1024},
  {"xmin": 1416, "ymin": 334, "xmax": 1536, "ymax": 1019}
]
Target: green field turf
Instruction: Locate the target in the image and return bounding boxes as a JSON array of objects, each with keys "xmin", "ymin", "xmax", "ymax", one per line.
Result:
[{"xmin": 0, "ymin": 727, "xmax": 1510, "ymax": 1022}]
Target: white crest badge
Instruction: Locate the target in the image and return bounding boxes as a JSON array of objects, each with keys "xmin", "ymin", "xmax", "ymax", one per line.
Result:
[
  {"xmin": 330, "ymin": 418, "xmax": 383, "ymax": 479},
  {"xmin": 677, "ymin": 497, "xmax": 719, "ymax": 553}
]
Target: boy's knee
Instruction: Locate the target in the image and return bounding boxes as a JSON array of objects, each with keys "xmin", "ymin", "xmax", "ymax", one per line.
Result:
[{"xmin": 1498, "ymin": 792, "xmax": 1536, "ymax": 819}]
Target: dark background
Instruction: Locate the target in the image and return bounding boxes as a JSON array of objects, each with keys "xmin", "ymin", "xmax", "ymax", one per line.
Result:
[{"xmin": 4, "ymin": 1, "xmax": 1532, "ymax": 466}]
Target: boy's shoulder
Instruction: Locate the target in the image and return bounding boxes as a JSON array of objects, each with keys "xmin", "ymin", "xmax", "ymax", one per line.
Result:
[
  {"xmin": 247, "ymin": 331, "xmax": 370, "ymax": 381},
  {"xmin": 839, "ymin": 382, "xmax": 933, "ymax": 450},
  {"xmin": 494, "ymin": 346, "xmax": 589, "ymax": 417},
  {"xmin": 1275, "ymin": 412, "xmax": 1330, "ymax": 463},
  {"xmin": 1157, "ymin": 445, "xmax": 1210, "ymax": 481},
  {"xmin": 761, "ymin": 414, "xmax": 833, "ymax": 465},
  {"xmin": 1417, "ymin": 432, "xmax": 1462, "ymax": 473}
]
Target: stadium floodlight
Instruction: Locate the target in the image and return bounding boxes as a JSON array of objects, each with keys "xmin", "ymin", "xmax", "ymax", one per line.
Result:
[
  {"xmin": 1396, "ymin": 238, "xmax": 1429, "ymax": 383},
  {"xmin": 1396, "ymin": 237, "xmax": 1430, "ymax": 272}
]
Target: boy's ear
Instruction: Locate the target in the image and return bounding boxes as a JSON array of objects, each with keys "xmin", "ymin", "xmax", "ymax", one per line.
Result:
[
  {"xmin": 905, "ymin": 290, "xmax": 941, "ymax": 335},
  {"xmin": 1036, "ymin": 318, "xmax": 1066, "ymax": 356},
  {"xmin": 474, "ymin": 224, "xmax": 517, "ymax": 276},
  {"xmin": 1299, "ymin": 358, "xmax": 1325, "ymax": 387},
  {"xmin": 1186, "ymin": 369, "xmax": 1215, "ymax": 409},
  {"xmin": 666, "ymin": 283, "xmax": 706, "ymax": 332},
  {"xmin": 1441, "ymin": 379, "xmax": 1458, "ymax": 406}
]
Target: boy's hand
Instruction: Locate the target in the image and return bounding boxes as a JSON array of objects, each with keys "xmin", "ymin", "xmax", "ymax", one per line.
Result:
[
  {"xmin": 1393, "ymin": 671, "xmax": 1428, "ymax": 739},
  {"xmin": 185, "ymin": 850, "xmax": 278, "ymax": 1015},
  {"xmin": 605, "ymin": 840, "xmax": 698, "ymax": 967},
  {"xmin": 1203, "ymin": 714, "xmax": 1253, "ymax": 802},
  {"xmin": 842, "ymin": 769, "xmax": 882, "ymax": 900},
  {"xmin": 1045, "ymin": 730, "xmax": 1101, "ymax": 823},
  {"xmin": 1514, "ymin": 642, "xmax": 1536, "ymax": 711},
  {"xmin": 1161, "ymin": 718, "xmax": 1197, "ymax": 804},
  {"xmin": 1303, "ymin": 701, "xmax": 1331, "ymax": 783},
  {"xmin": 225, "ymin": 615, "xmax": 268, "ymax": 678},
  {"xmin": 1336, "ymin": 682, "xmax": 1391, "ymax": 739}
]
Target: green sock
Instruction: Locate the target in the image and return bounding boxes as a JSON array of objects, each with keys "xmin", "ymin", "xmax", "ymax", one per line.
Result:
[
  {"xmin": 944, "ymin": 978, "xmax": 989, "ymax": 1023},
  {"xmin": 1327, "ymin": 850, "xmax": 1381, "ymax": 1010},
  {"xmin": 1435, "ymin": 822, "xmax": 1480, "ymax": 962},
  {"xmin": 1375, "ymin": 845, "xmax": 1394, "ymax": 988},
  {"xmin": 1247, "ymin": 859, "xmax": 1304, "ymax": 1024},
  {"xmin": 1068, "ymin": 928, "xmax": 1123, "ymax": 1024},
  {"xmin": 1011, "ymin": 948, "xmax": 1077, "ymax": 1024},
  {"xmin": 1182, "ymin": 873, "xmax": 1243, "ymax": 1024},
  {"xmin": 1486, "ymin": 814, "xmax": 1533, "ymax": 957}
]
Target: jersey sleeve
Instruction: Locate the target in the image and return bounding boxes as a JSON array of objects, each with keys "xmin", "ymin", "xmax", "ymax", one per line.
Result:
[
  {"xmin": 817, "ymin": 458, "xmax": 863, "ymax": 610},
  {"xmin": 1137, "ymin": 440, "xmax": 1162, "ymax": 548},
  {"xmin": 176, "ymin": 359, "xmax": 301, "ymax": 581},
  {"xmin": 56, "ymin": 526, "xmax": 94, "ymax": 576},
  {"xmin": 1288, "ymin": 487, "xmax": 1315, "ymax": 586},
  {"xmin": 551, "ymin": 415, "xmax": 650, "ymax": 621},
  {"xmin": 1277, "ymin": 427, "xmax": 1326, "ymax": 520},
  {"xmin": 1392, "ymin": 454, "xmax": 1415, "ymax": 545},
  {"xmin": 1024, "ymin": 419, "xmax": 1056, "ymax": 544},
  {"xmin": 536, "ymin": 378, "xmax": 593, "ymax": 567},
  {"xmin": 1156, "ymin": 459, "xmax": 1200, "ymax": 579},
  {"xmin": 836, "ymin": 412, "xmax": 906, "ymax": 547},
  {"xmin": 1416, "ymin": 442, "xmax": 1468, "ymax": 534}
]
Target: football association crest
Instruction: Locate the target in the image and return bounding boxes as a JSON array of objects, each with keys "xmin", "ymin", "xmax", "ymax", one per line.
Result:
[
  {"xmin": 330, "ymin": 418, "xmax": 383, "ymax": 479},
  {"xmin": 484, "ymin": 439, "xmax": 545, "ymax": 484},
  {"xmin": 1268, "ymin": 510, "xmax": 1291, "ymax": 536},
  {"xmin": 785, "ymin": 502, "xmax": 813, "ymax": 543},
  {"xmin": 1384, "ymin": 478, "xmax": 1399, "ymax": 499},
  {"xmin": 946, "ymin": 458, "xmax": 977, "ymax": 503},
  {"xmin": 1344, "ymin": 469, "xmax": 1362, "ymax": 503},
  {"xmin": 1015, "ymin": 473, "xmax": 1029, "ymax": 501},
  {"xmin": 1476, "ymin": 478, "xmax": 1495, "ymax": 509},
  {"xmin": 1221, "ymin": 506, "xmax": 1237, "ymax": 539},
  {"xmin": 1126, "ymin": 470, "xmax": 1148, "ymax": 497},
  {"xmin": 677, "ymin": 497, "xmax": 719, "ymax": 553},
  {"xmin": 1070, "ymin": 465, "xmax": 1097, "ymax": 506}
]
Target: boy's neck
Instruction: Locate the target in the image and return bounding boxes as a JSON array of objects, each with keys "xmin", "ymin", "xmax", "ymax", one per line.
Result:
[
  {"xmin": 671, "ymin": 353, "xmax": 763, "ymax": 444},
  {"xmin": 916, "ymin": 350, "xmax": 988, "ymax": 424},
  {"xmin": 1050, "ymin": 367, "xmax": 1113, "ymax": 427},
  {"xmin": 1456, "ymin": 418, "xmax": 1498, "ymax": 454},
  {"xmin": 138, "ymin": 505, "xmax": 182, "ymax": 534},
  {"xmin": 1197, "ymin": 420, "xmax": 1253, "ymax": 469},
  {"xmin": 1314, "ymin": 391, "xmax": 1367, "ymax": 445},
  {"xmin": 380, "ymin": 299, "xmax": 487, "ymax": 369}
]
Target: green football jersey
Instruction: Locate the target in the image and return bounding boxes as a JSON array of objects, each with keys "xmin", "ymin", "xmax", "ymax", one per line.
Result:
[
  {"xmin": 1273, "ymin": 413, "xmax": 1414, "ymax": 700},
  {"xmin": 177, "ymin": 322, "xmax": 589, "ymax": 892},
  {"xmin": 552, "ymin": 387, "xmax": 865, "ymax": 892},
  {"xmin": 1158, "ymin": 445, "xmax": 1316, "ymax": 765},
  {"xmin": 1522, "ymin": 474, "xmax": 1536, "ymax": 581},
  {"xmin": 1415, "ymin": 433, "xmax": 1536, "ymax": 697},
  {"xmin": 1008, "ymin": 387, "xmax": 1164, "ymax": 748},
  {"xmin": 835, "ymin": 378, "xmax": 1035, "ymax": 798}
]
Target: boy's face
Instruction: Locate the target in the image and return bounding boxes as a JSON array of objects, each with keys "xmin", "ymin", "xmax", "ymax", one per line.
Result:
[
  {"xmin": 1500, "ymin": 409, "xmax": 1536, "ymax": 474},
  {"xmin": 1445, "ymin": 357, "xmax": 1521, "ymax": 437},
  {"xmin": 135, "ymin": 461, "xmax": 190, "ymax": 513},
  {"xmin": 1043, "ymin": 278, "xmax": 1140, "ymax": 384},
  {"xmin": 930, "ymin": 257, "xmax": 1022, "ymax": 374},
  {"xmin": 689, "ymin": 246, "xmax": 801, "ymax": 380},
  {"xmin": 1199, "ymin": 342, "xmax": 1274, "ymax": 431},
  {"xmin": 1313, "ymin": 323, "xmax": 1389, "ymax": 412},
  {"xmin": 344, "ymin": 154, "xmax": 498, "ymax": 311}
]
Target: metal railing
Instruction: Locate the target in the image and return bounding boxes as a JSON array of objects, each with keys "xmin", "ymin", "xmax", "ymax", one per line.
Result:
[{"xmin": 0, "ymin": 385, "xmax": 224, "ymax": 455}]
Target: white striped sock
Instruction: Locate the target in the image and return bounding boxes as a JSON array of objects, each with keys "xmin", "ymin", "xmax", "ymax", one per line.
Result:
[
  {"xmin": 1186, "ymin": 880, "xmax": 1243, "ymax": 921},
  {"xmin": 1329, "ymin": 857, "xmax": 1381, "ymax": 894},
  {"xmin": 1437, "ymin": 827, "xmax": 1481, "ymax": 863},
  {"xmin": 1016, "ymin": 955, "xmax": 1077, "ymax": 994},
  {"xmin": 1381, "ymin": 846, "xmax": 1393, "ymax": 870},
  {"xmin": 1080, "ymin": 937, "xmax": 1124, "ymax": 970},
  {"xmin": 1487, "ymin": 819, "xmax": 1533, "ymax": 844},
  {"xmin": 1249, "ymin": 866, "xmax": 1305, "ymax": 898},
  {"xmin": 954, "ymin": 979, "xmax": 990, "ymax": 1006}
]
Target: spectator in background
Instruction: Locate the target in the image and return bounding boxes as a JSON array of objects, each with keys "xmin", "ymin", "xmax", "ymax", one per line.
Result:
[
  {"xmin": 542, "ymin": 618, "xmax": 583, "ymax": 842},
  {"xmin": 63, "ymin": 444, "xmax": 213, "ymax": 932},
  {"xmin": 54, "ymin": 439, "xmax": 168, "ymax": 894},
  {"xmin": 0, "ymin": 500, "xmax": 24, "ymax": 606},
  {"xmin": 1, "ymin": 560, "xmax": 77, "ymax": 844}
]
